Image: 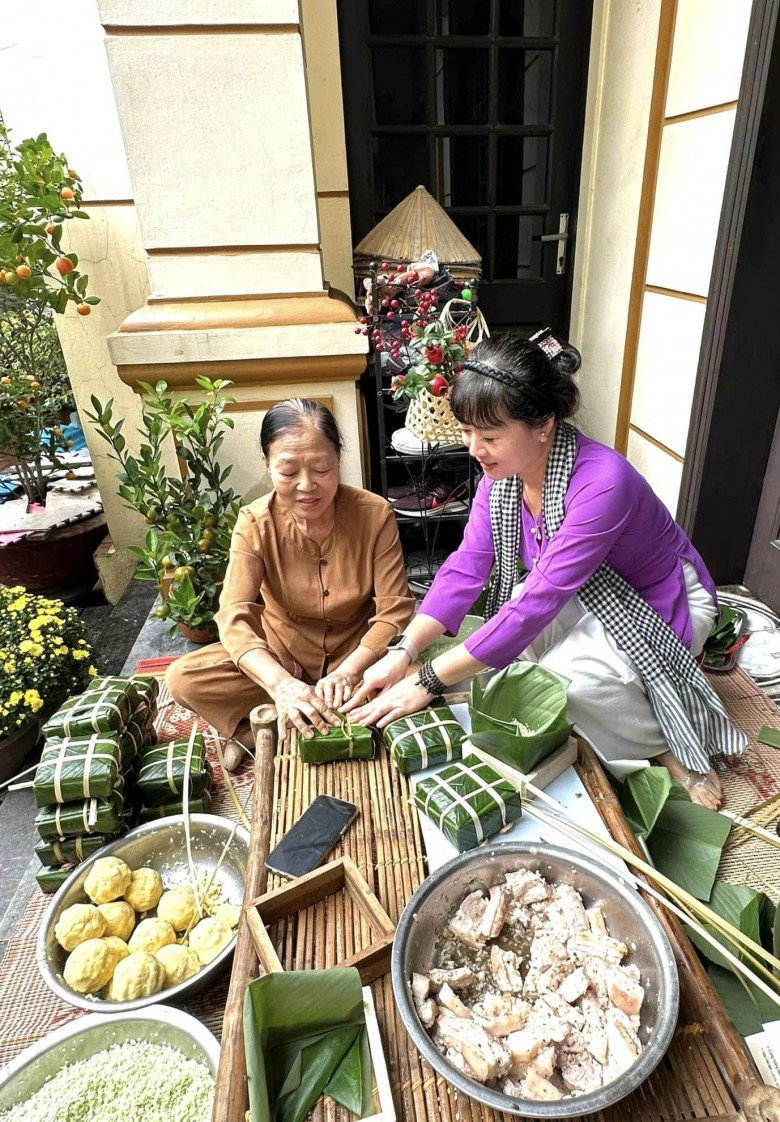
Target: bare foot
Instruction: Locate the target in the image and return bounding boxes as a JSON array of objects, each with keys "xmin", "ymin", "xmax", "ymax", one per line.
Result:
[
  {"xmin": 223, "ymin": 720, "xmax": 254, "ymax": 772},
  {"xmin": 656, "ymin": 752, "xmax": 724, "ymax": 809}
]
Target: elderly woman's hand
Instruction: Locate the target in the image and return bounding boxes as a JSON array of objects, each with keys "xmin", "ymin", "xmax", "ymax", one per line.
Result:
[
  {"xmin": 271, "ymin": 677, "xmax": 339, "ymax": 742},
  {"xmin": 315, "ymin": 669, "xmax": 358, "ymax": 712},
  {"xmin": 347, "ymin": 675, "xmax": 432, "ymax": 729}
]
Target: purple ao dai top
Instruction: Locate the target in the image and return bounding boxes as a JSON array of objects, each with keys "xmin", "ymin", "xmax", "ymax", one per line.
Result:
[{"xmin": 418, "ymin": 431, "xmax": 716, "ymax": 669}]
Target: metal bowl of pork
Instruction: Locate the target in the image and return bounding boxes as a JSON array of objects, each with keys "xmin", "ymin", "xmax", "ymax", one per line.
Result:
[
  {"xmin": 392, "ymin": 841, "xmax": 678, "ymax": 1118},
  {"xmin": 37, "ymin": 814, "xmax": 249, "ymax": 1013}
]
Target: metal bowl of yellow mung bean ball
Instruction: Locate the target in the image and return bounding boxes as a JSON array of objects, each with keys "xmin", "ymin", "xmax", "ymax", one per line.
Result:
[{"xmin": 37, "ymin": 814, "xmax": 249, "ymax": 1013}]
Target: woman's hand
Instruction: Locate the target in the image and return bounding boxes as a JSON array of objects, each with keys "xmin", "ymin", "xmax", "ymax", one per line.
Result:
[
  {"xmin": 315, "ymin": 668, "xmax": 357, "ymax": 712},
  {"xmin": 271, "ymin": 678, "xmax": 339, "ymax": 741},
  {"xmin": 341, "ymin": 650, "xmax": 412, "ymax": 714},
  {"xmin": 347, "ymin": 675, "xmax": 432, "ymax": 729}
]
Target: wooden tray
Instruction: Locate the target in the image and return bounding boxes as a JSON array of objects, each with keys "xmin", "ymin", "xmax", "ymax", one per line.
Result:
[{"xmin": 215, "ymin": 733, "xmax": 771, "ymax": 1122}]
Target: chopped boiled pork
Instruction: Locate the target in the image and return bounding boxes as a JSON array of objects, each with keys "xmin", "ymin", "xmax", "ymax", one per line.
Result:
[
  {"xmin": 438, "ymin": 982, "xmax": 471, "ymax": 1018},
  {"xmin": 522, "ymin": 1066, "xmax": 564, "ymax": 1101},
  {"xmin": 428, "ymin": 966, "xmax": 476, "ymax": 990},
  {"xmin": 423, "ymin": 869, "xmax": 646, "ymax": 1104},
  {"xmin": 480, "ymin": 884, "xmax": 511, "ymax": 939},
  {"xmin": 489, "ymin": 945, "xmax": 525, "ymax": 993},
  {"xmin": 435, "ymin": 1009, "xmax": 510, "ymax": 1083},
  {"xmin": 448, "ymin": 890, "xmax": 489, "ymax": 948}
]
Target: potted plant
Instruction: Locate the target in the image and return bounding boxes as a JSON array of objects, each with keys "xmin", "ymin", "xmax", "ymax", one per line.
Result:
[
  {"xmin": 0, "ymin": 585, "xmax": 97, "ymax": 782},
  {"xmin": 0, "ymin": 119, "xmax": 103, "ymax": 592},
  {"xmin": 88, "ymin": 377, "xmax": 242, "ymax": 643}
]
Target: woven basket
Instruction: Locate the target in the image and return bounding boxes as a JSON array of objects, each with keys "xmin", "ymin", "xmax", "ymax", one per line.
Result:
[{"xmin": 406, "ymin": 388, "xmax": 463, "ymax": 444}]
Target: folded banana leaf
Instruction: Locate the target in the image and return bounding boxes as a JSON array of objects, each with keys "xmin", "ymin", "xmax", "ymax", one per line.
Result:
[
  {"xmin": 244, "ymin": 968, "xmax": 374, "ymax": 1122},
  {"xmin": 300, "ymin": 719, "xmax": 374, "ymax": 764},
  {"xmin": 138, "ymin": 790, "xmax": 213, "ymax": 823},
  {"xmin": 35, "ymin": 833, "xmax": 116, "ymax": 868},
  {"xmin": 468, "ymin": 661, "xmax": 571, "ymax": 774},
  {"xmin": 34, "ymin": 735, "xmax": 123, "ymax": 808},
  {"xmin": 86, "ymin": 673, "xmax": 159, "ymax": 707},
  {"xmin": 137, "ymin": 736, "xmax": 211, "ymax": 805},
  {"xmin": 414, "ymin": 753, "xmax": 523, "ymax": 852},
  {"xmin": 36, "ymin": 865, "xmax": 74, "ymax": 894},
  {"xmin": 703, "ymin": 606, "xmax": 747, "ymax": 671},
  {"xmin": 36, "ymin": 791, "xmax": 125, "ymax": 840},
  {"xmin": 43, "ymin": 686, "xmax": 134, "ymax": 739},
  {"xmin": 383, "ymin": 705, "xmax": 465, "ymax": 774}
]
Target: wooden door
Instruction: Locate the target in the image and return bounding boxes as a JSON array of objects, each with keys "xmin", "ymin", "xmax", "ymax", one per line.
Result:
[{"xmin": 338, "ymin": 0, "xmax": 593, "ymax": 334}]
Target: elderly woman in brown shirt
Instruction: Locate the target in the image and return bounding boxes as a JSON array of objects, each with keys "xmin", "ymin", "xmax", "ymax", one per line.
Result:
[{"xmin": 166, "ymin": 398, "xmax": 414, "ymax": 767}]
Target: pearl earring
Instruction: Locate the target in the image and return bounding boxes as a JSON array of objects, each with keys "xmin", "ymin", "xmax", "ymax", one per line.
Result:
[{"xmin": 541, "ymin": 432, "xmax": 548, "ymax": 443}]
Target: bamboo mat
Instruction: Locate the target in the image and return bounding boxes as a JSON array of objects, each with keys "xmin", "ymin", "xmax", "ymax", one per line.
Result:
[
  {"xmin": 0, "ymin": 669, "xmax": 252, "ymax": 1067},
  {"xmin": 262, "ymin": 735, "xmax": 742, "ymax": 1122}
]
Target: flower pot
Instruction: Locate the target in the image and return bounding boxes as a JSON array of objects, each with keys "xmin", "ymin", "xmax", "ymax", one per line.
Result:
[
  {"xmin": 177, "ymin": 622, "xmax": 218, "ymax": 645},
  {"xmin": 0, "ymin": 718, "xmax": 41, "ymax": 787},
  {"xmin": 0, "ymin": 512, "xmax": 107, "ymax": 600}
]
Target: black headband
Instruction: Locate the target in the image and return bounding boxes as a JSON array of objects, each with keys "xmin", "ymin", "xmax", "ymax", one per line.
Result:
[{"xmin": 461, "ymin": 359, "xmax": 519, "ymax": 388}]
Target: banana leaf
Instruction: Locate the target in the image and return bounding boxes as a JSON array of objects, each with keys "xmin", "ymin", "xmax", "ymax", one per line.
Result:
[
  {"xmin": 414, "ymin": 754, "xmax": 523, "ymax": 852},
  {"xmin": 35, "ymin": 833, "xmax": 115, "ymax": 868},
  {"xmin": 36, "ymin": 792, "xmax": 125, "ymax": 840},
  {"xmin": 43, "ymin": 687, "xmax": 134, "ymax": 739},
  {"xmin": 468, "ymin": 661, "xmax": 571, "ymax": 774},
  {"xmin": 383, "ymin": 705, "xmax": 465, "ymax": 774},
  {"xmin": 703, "ymin": 606, "xmax": 747, "ymax": 671},
  {"xmin": 619, "ymin": 767, "xmax": 731, "ymax": 901},
  {"xmin": 137, "ymin": 789, "xmax": 212, "ymax": 823},
  {"xmin": 300, "ymin": 719, "xmax": 374, "ymax": 764},
  {"xmin": 34, "ymin": 737, "xmax": 123, "ymax": 807},
  {"xmin": 244, "ymin": 968, "xmax": 374, "ymax": 1122},
  {"xmin": 36, "ymin": 865, "xmax": 73, "ymax": 894},
  {"xmin": 137, "ymin": 736, "xmax": 211, "ymax": 804},
  {"xmin": 708, "ymin": 964, "xmax": 780, "ymax": 1037},
  {"xmin": 86, "ymin": 673, "xmax": 159, "ymax": 706},
  {"xmin": 686, "ymin": 881, "xmax": 763, "ymax": 972}
]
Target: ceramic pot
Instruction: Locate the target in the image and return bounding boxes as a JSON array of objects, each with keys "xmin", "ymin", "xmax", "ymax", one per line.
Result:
[
  {"xmin": 0, "ymin": 719, "xmax": 41, "ymax": 787},
  {"xmin": 177, "ymin": 622, "xmax": 218, "ymax": 645},
  {"xmin": 0, "ymin": 512, "xmax": 106, "ymax": 599}
]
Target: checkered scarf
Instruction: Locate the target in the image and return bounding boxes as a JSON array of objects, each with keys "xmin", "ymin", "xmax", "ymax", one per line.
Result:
[{"xmin": 486, "ymin": 421, "xmax": 747, "ymax": 773}]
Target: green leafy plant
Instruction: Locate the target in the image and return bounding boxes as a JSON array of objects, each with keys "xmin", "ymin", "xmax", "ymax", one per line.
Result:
[
  {"xmin": 0, "ymin": 585, "xmax": 96, "ymax": 739},
  {"xmin": 0, "ymin": 118, "xmax": 100, "ymax": 507},
  {"xmin": 87, "ymin": 377, "xmax": 241, "ymax": 636}
]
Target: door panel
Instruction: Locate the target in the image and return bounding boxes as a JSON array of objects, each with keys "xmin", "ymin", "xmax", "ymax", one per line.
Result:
[{"xmin": 338, "ymin": 0, "xmax": 593, "ymax": 335}]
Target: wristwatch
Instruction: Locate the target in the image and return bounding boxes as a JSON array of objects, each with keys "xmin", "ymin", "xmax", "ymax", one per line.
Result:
[{"xmin": 386, "ymin": 634, "xmax": 418, "ymax": 663}]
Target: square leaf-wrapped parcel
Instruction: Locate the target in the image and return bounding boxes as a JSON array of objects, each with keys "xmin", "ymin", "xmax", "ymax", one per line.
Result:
[
  {"xmin": 36, "ymin": 792, "xmax": 125, "ymax": 840},
  {"xmin": 299, "ymin": 722, "xmax": 374, "ymax": 764},
  {"xmin": 137, "ymin": 736, "xmax": 212, "ymax": 805},
  {"xmin": 383, "ymin": 705, "xmax": 465, "ymax": 774},
  {"xmin": 138, "ymin": 791, "xmax": 213, "ymax": 823},
  {"xmin": 43, "ymin": 686, "xmax": 134, "ymax": 739},
  {"xmin": 414, "ymin": 754, "xmax": 522, "ymax": 852},
  {"xmin": 33, "ymin": 735, "xmax": 123, "ymax": 808}
]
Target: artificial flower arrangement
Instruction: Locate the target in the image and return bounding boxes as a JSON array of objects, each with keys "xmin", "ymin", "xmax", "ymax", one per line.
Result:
[
  {"xmin": 357, "ymin": 258, "xmax": 477, "ymax": 404},
  {"xmin": 0, "ymin": 585, "xmax": 96, "ymax": 739}
]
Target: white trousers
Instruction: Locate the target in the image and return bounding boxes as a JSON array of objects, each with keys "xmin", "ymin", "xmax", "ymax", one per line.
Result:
[{"xmin": 515, "ymin": 562, "xmax": 718, "ymax": 779}]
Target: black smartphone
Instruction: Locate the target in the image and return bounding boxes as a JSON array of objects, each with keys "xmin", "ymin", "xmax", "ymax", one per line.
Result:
[{"xmin": 265, "ymin": 795, "xmax": 358, "ymax": 879}]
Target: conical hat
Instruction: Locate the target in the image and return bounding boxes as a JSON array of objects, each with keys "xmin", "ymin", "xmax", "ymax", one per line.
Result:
[{"xmin": 353, "ymin": 185, "xmax": 481, "ymax": 276}]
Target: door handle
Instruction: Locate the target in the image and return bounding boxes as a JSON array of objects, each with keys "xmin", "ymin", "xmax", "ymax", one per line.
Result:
[{"xmin": 532, "ymin": 213, "xmax": 570, "ymax": 274}]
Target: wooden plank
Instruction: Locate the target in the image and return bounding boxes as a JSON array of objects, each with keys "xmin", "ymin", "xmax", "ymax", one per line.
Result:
[
  {"xmin": 341, "ymin": 934, "xmax": 395, "ymax": 983},
  {"xmin": 467, "ymin": 737, "xmax": 578, "ymax": 793},
  {"xmin": 343, "ymin": 856, "xmax": 397, "ymax": 937},
  {"xmin": 213, "ymin": 722, "xmax": 276, "ymax": 1122},
  {"xmin": 251, "ymin": 858, "xmax": 347, "ymax": 922},
  {"xmin": 574, "ymin": 737, "xmax": 759, "ymax": 1108}
]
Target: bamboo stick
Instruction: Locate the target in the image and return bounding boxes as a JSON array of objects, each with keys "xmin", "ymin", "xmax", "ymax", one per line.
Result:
[
  {"xmin": 523, "ymin": 778, "xmax": 780, "ymax": 976},
  {"xmin": 720, "ymin": 807, "xmax": 780, "ymax": 850},
  {"xmin": 522, "ymin": 800, "xmax": 780, "ymax": 1011}
]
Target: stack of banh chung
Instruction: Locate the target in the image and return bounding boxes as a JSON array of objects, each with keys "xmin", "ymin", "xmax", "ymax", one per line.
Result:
[
  {"xmin": 33, "ymin": 676, "xmax": 159, "ymax": 892},
  {"xmin": 136, "ymin": 733, "xmax": 213, "ymax": 822}
]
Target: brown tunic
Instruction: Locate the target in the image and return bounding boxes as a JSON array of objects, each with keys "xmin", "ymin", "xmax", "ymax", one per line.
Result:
[{"xmin": 216, "ymin": 483, "xmax": 414, "ymax": 679}]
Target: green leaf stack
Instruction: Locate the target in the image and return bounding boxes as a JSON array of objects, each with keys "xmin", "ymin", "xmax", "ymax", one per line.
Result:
[
  {"xmin": 619, "ymin": 767, "xmax": 731, "ymax": 901},
  {"xmin": 244, "ymin": 968, "xmax": 374, "ymax": 1122},
  {"xmin": 468, "ymin": 661, "xmax": 571, "ymax": 774}
]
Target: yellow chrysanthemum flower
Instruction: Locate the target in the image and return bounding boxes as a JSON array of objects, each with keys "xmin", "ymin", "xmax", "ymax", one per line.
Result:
[
  {"xmin": 88, "ymin": 665, "xmax": 97, "ymax": 676},
  {"xmin": 72, "ymin": 649, "xmax": 89, "ymax": 661}
]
